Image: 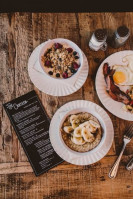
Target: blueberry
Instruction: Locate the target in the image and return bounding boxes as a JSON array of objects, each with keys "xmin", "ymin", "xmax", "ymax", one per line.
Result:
[
  {"xmin": 47, "ymin": 48, "xmax": 51, "ymax": 53},
  {"xmin": 48, "ymin": 71, "xmax": 53, "ymax": 75},
  {"xmin": 71, "ymin": 68, "xmax": 76, "ymax": 73},
  {"xmin": 59, "ymin": 58, "xmax": 62, "ymax": 62},
  {"xmin": 75, "ymin": 56, "xmax": 79, "ymax": 59},
  {"xmin": 56, "ymin": 73, "xmax": 60, "ymax": 78},
  {"xmin": 73, "ymin": 51, "xmax": 77, "ymax": 55},
  {"xmin": 44, "ymin": 49, "xmax": 51, "ymax": 56}
]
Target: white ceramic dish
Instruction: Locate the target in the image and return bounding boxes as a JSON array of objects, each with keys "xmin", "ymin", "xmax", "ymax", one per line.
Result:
[
  {"xmin": 49, "ymin": 100, "xmax": 114, "ymax": 165},
  {"xmin": 28, "ymin": 41, "xmax": 89, "ymax": 96},
  {"xmin": 39, "ymin": 38, "xmax": 83, "ymax": 81},
  {"xmin": 96, "ymin": 50, "xmax": 133, "ymax": 121}
]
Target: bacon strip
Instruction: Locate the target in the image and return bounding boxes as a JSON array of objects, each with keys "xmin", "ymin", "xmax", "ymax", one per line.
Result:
[{"xmin": 103, "ymin": 63, "xmax": 131, "ymax": 105}]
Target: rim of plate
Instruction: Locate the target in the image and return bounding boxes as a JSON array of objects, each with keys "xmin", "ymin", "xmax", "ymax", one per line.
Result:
[
  {"xmin": 95, "ymin": 50, "xmax": 133, "ymax": 121},
  {"xmin": 28, "ymin": 42, "xmax": 89, "ymax": 97},
  {"xmin": 49, "ymin": 100, "xmax": 114, "ymax": 165}
]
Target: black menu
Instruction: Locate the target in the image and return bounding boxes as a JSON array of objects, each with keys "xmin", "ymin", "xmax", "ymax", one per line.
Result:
[{"xmin": 3, "ymin": 90, "xmax": 63, "ymax": 176}]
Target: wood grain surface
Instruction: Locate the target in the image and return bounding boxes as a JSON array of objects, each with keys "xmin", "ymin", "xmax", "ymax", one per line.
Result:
[{"xmin": 0, "ymin": 12, "xmax": 133, "ymax": 199}]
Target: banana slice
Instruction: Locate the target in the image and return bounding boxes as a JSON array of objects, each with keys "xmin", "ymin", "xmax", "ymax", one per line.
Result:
[
  {"xmin": 86, "ymin": 123, "xmax": 95, "ymax": 132},
  {"xmin": 89, "ymin": 120, "xmax": 100, "ymax": 128},
  {"xmin": 73, "ymin": 126, "xmax": 82, "ymax": 137},
  {"xmin": 80, "ymin": 121, "xmax": 95, "ymax": 133},
  {"xmin": 79, "ymin": 121, "xmax": 90, "ymax": 128},
  {"xmin": 70, "ymin": 115, "xmax": 80, "ymax": 129},
  {"xmin": 72, "ymin": 122, "xmax": 79, "ymax": 129},
  {"xmin": 64, "ymin": 126, "xmax": 73, "ymax": 134},
  {"xmin": 71, "ymin": 136, "xmax": 85, "ymax": 145},
  {"xmin": 70, "ymin": 115, "xmax": 78, "ymax": 124},
  {"xmin": 81, "ymin": 127, "xmax": 95, "ymax": 143}
]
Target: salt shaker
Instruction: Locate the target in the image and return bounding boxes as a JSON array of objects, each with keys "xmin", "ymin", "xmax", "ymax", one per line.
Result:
[
  {"xmin": 110, "ymin": 25, "xmax": 130, "ymax": 48},
  {"xmin": 89, "ymin": 29, "xmax": 107, "ymax": 51}
]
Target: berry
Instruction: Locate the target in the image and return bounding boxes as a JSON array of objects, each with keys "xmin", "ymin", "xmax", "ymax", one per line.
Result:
[
  {"xmin": 47, "ymin": 48, "xmax": 51, "ymax": 53},
  {"xmin": 62, "ymin": 72, "xmax": 68, "ymax": 78},
  {"xmin": 54, "ymin": 43, "xmax": 63, "ymax": 49},
  {"xmin": 73, "ymin": 51, "xmax": 77, "ymax": 55},
  {"xmin": 59, "ymin": 58, "xmax": 62, "ymax": 62},
  {"xmin": 72, "ymin": 62, "xmax": 80, "ymax": 69},
  {"xmin": 130, "ymin": 100, "xmax": 133, "ymax": 106},
  {"xmin": 44, "ymin": 49, "xmax": 51, "ymax": 56},
  {"xmin": 48, "ymin": 71, "xmax": 53, "ymax": 75},
  {"xmin": 45, "ymin": 60, "xmax": 51, "ymax": 66},
  {"xmin": 75, "ymin": 56, "xmax": 79, "ymax": 59},
  {"xmin": 56, "ymin": 73, "xmax": 60, "ymax": 78},
  {"xmin": 126, "ymin": 89, "xmax": 129, "ymax": 94},
  {"xmin": 71, "ymin": 68, "xmax": 76, "ymax": 73},
  {"xmin": 66, "ymin": 48, "xmax": 73, "ymax": 53}
]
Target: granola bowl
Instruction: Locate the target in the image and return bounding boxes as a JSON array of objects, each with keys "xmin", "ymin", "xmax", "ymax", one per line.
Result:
[{"xmin": 39, "ymin": 38, "xmax": 84, "ymax": 80}]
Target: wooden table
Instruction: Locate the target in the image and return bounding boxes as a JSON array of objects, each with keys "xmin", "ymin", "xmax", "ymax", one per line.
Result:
[{"xmin": 0, "ymin": 12, "xmax": 133, "ymax": 199}]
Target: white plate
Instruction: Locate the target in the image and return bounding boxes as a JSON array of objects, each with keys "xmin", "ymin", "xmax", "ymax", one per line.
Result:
[
  {"xmin": 49, "ymin": 100, "xmax": 114, "ymax": 165},
  {"xmin": 96, "ymin": 50, "xmax": 133, "ymax": 121},
  {"xmin": 28, "ymin": 41, "xmax": 89, "ymax": 96}
]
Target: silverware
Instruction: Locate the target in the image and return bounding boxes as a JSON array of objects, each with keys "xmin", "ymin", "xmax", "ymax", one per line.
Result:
[
  {"xmin": 109, "ymin": 124, "xmax": 133, "ymax": 179},
  {"xmin": 126, "ymin": 157, "xmax": 133, "ymax": 171}
]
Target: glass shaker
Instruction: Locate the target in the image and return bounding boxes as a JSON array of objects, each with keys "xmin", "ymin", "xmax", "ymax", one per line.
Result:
[
  {"xmin": 89, "ymin": 29, "xmax": 107, "ymax": 51},
  {"xmin": 110, "ymin": 25, "xmax": 130, "ymax": 48}
]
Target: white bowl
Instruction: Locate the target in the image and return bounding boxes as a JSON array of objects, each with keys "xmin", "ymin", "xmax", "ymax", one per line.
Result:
[
  {"xmin": 49, "ymin": 100, "xmax": 114, "ymax": 165},
  {"xmin": 59, "ymin": 108, "xmax": 106, "ymax": 155},
  {"xmin": 39, "ymin": 38, "xmax": 84, "ymax": 80}
]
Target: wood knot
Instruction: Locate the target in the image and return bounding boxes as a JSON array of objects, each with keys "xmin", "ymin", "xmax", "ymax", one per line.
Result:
[
  {"xmin": 5, "ymin": 134, "xmax": 12, "ymax": 142},
  {"xmin": 7, "ymin": 32, "xmax": 16, "ymax": 68},
  {"xmin": 94, "ymin": 58, "xmax": 100, "ymax": 63},
  {"xmin": 48, "ymin": 100, "xmax": 56, "ymax": 107},
  {"xmin": 0, "ymin": 92, "xmax": 4, "ymax": 100},
  {"xmin": 100, "ymin": 176, "xmax": 105, "ymax": 181}
]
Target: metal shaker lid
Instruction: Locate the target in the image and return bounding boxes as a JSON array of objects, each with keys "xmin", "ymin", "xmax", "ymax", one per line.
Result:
[
  {"xmin": 117, "ymin": 26, "xmax": 129, "ymax": 37},
  {"xmin": 94, "ymin": 29, "xmax": 107, "ymax": 41}
]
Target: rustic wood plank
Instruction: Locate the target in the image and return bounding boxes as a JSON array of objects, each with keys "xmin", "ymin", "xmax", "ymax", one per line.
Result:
[
  {"xmin": 1, "ymin": 12, "xmax": 133, "ymax": 199},
  {"xmin": 0, "ymin": 155, "xmax": 133, "ymax": 199},
  {"xmin": 0, "ymin": 13, "xmax": 16, "ymax": 163},
  {"xmin": 0, "ymin": 154, "xmax": 132, "ymax": 175},
  {"xmin": 12, "ymin": 13, "xmax": 34, "ymax": 162}
]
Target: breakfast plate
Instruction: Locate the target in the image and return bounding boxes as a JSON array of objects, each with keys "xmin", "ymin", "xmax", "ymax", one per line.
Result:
[
  {"xmin": 96, "ymin": 50, "xmax": 133, "ymax": 121},
  {"xmin": 28, "ymin": 39, "xmax": 89, "ymax": 96},
  {"xmin": 49, "ymin": 100, "xmax": 114, "ymax": 165}
]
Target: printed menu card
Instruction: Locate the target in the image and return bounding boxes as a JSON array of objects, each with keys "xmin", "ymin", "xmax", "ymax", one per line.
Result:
[{"xmin": 3, "ymin": 90, "xmax": 63, "ymax": 176}]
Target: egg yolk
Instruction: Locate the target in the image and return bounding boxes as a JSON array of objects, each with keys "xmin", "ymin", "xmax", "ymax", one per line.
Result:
[{"xmin": 113, "ymin": 71, "xmax": 126, "ymax": 84}]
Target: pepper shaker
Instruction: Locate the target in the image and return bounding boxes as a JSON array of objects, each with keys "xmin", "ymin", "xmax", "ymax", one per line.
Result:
[
  {"xmin": 89, "ymin": 29, "xmax": 107, "ymax": 51},
  {"xmin": 110, "ymin": 25, "xmax": 130, "ymax": 48}
]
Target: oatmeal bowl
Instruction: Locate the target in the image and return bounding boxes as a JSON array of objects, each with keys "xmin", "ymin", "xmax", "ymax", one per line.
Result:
[
  {"xmin": 59, "ymin": 110, "xmax": 104, "ymax": 154},
  {"xmin": 39, "ymin": 38, "xmax": 83, "ymax": 80},
  {"xmin": 49, "ymin": 100, "xmax": 114, "ymax": 165}
]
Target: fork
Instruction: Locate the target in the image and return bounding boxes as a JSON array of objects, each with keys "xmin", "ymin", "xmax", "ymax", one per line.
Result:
[{"xmin": 109, "ymin": 124, "xmax": 133, "ymax": 179}]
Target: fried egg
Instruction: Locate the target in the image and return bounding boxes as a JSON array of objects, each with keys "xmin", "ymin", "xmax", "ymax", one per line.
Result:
[{"xmin": 112, "ymin": 54, "xmax": 133, "ymax": 86}]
